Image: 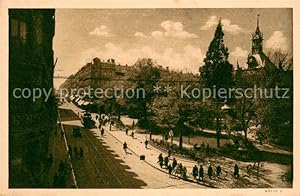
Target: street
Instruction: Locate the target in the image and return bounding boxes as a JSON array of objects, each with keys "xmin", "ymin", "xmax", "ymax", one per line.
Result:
[
  {"xmin": 58, "ymin": 102, "xmax": 202, "ymax": 188},
  {"xmin": 56, "ymin": 102, "xmax": 291, "ymax": 189}
]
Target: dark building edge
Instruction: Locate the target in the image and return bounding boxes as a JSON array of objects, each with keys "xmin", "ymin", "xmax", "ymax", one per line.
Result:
[{"xmin": 9, "ymin": 9, "xmax": 56, "ymax": 187}]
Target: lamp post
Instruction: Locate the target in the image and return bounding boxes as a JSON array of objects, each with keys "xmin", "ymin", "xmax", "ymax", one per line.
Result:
[{"xmin": 216, "ymin": 100, "xmax": 231, "ymax": 148}]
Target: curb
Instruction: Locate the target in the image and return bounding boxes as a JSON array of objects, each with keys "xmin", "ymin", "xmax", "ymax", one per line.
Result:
[{"xmin": 105, "ymin": 127, "xmax": 215, "ymax": 188}]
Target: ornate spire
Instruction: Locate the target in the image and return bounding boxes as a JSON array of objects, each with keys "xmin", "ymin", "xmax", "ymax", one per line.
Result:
[
  {"xmin": 251, "ymin": 14, "xmax": 263, "ymax": 55},
  {"xmin": 256, "ymin": 14, "xmax": 260, "ymax": 33}
]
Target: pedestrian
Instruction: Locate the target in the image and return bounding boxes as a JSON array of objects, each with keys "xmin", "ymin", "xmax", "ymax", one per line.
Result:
[
  {"xmin": 132, "ymin": 120, "xmax": 135, "ymax": 128},
  {"xmin": 234, "ymin": 164, "xmax": 240, "ymax": 178},
  {"xmin": 96, "ymin": 115, "xmax": 98, "ymax": 120},
  {"xmin": 164, "ymin": 156, "xmax": 169, "ymax": 168},
  {"xmin": 79, "ymin": 147, "xmax": 84, "ymax": 158},
  {"xmin": 149, "ymin": 131, "xmax": 152, "ymax": 140},
  {"xmin": 178, "ymin": 163, "xmax": 183, "ymax": 175},
  {"xmin": 125, "ymin": 128, "xmax": 128, "ymax": 135},
  {"xmin": 101, "ymin": 128, "xmax": 104, "ymax": 136},
  {"xmin": 216, "ymin": 165, "xmax": 222, "ymax": 177},
  {"xmin": 168, "ymin": 148, "xmax": 172, "ymax": 158},
  {"xmin": 182, "ymin": 166, "xmax": 187, "ymax": 180},
  {"xmin": 158, "ymin": 153, "xmax": 163, "ymax": 168},
  {"xmin": 192, "ymin": 165, "xmax": 198, "ymax": 180},
  {"xmin": 199, "ymin": 165, "xmax": 204, "ymax": 182},
  {"xmin": 123, "ymin": 142, "xmax": 128, "ymax": 154},
  {"xmin": 168, "ymin": 164, "xmax": 173, "ymax": 177},
  {"xmin": 144, "ymin": 140, "xmax": 148, "ymax": 148},
  {"xmin": 208, "ymin": 164, "xmax": 213, "ymax": 179},
  {"xmin": 172, "ymin": 158, "xmax": 177, "ymax": 170}
]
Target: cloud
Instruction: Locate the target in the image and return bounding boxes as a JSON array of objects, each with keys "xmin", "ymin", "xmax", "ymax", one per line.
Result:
[
  {"xmin": 151, "ymin": 20, "xmax": 198, "ymax": 39},
  {"xmin": 200, "ymin": 16, "xmax": 218, "ymax": 30},
  {"xmin": 89, "ymin": 25, "xmax": 112, "ymax": 37},
  {"xmin": 151, "ymin": 31, "xmax": 163, "ymax": 38},
  {"xmin": 229, "ymin": 47, "xmax": 248, "ymax": 69},
  {"xmin": 79, "ymin": 43, "xmax": 203, "ymax": 74},
  {"xmin": 200, "ymin": 16, "xmax": 243, "ymax": 34},
  {"xmin": 265, "ymin": 31, "xmax": 288, "ymax": 51},
  {"xmin": 134, "ymin": 32, "xmax": 147, "ymax": 38}
]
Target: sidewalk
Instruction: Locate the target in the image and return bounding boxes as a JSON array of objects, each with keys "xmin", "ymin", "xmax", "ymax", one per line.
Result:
[
  {"xmin": 93, "ymin": 122, "xmax": 207, "ymax": 186},
  {"xmin": 62, "ymin": 102, "xmax": 292, "ymax": 188}
]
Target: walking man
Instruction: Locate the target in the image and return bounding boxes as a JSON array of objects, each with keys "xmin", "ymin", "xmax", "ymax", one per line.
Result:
[
  {"xmin": 208, "ymin": 164, "xmax": 213, "ymax": 179},
  {"xmin": 123, "ymin": 142, "xmax": 128, "ymax": 155},
  {"xmin": 158, "ymin": 153, "xmax": 163, "ymax": 168},
  {"xmin": 101, "ymin": 128, "xmax": 104, "ymax": 136},
  {"xmin": 192, "ymin": 165, "xmax": 198, "ymax": 181},
  {"xmin": 234, "ymin": 164, "xmax": 240, "ymax": 178},
  {"xmin": 168, "ymin": 164, "xmax": 173, "ymax": 177},
  {"xmin": 144, "ymin": 140, "xmax": 148, "ymax": 148},
  {"xmin": 199, "ymin": 165, "xmax": 204, "ymax": 182},
  {"xmin": 167, "ymin": 148, "xmax": 172, "ymax": 158},
  {"xmin": 216, "ymin": 165, "xmax": 222, "ymax": 177},
  {"xmin": 182, "ymin": 166, "xmax": 187, "ymax": 180},
  {"xmin": 172, "ymin": 158, "xmax": 177, "ymax": 170},
  {"xmin": 125, "ymin": 128, "xmax": 128, "ymax": 135},
  {"xmin": 164, "ymin": 156, "xmax": 169, "ymax": 168}
]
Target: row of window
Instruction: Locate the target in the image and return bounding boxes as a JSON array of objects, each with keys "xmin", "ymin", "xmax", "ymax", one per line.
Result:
[{"xmin": 10, "ymin": 17, "xmax": 43, "ymax": 45}]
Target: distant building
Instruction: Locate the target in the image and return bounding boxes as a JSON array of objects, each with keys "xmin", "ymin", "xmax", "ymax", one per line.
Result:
[
  {"xmin": 246, "ymin": 15, "xmax": 276, "ymax": 70},
  {"xmin": 9, "ymin": 9, "xmax": 56, "ymax": 187},
  {"xmin": 60, "ymin": 57, "xmax": 135, "ymax": 95},
  {"xmin": 235, "ymin": 14, "xmax": 277, "ymax": 86}
]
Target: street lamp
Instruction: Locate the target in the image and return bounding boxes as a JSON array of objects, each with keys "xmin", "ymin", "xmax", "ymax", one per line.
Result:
[{"xmin": 216, "ymin": 100, "xmax": 231, "ymax": 148}]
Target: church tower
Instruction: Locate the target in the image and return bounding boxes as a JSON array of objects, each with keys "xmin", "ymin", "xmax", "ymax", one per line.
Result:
[
  {"xmin": 247, "ymin": 14, "xmax": 275, "ymax": 70},
  {"xmin": 251, "ymin": 14, "xmax": 263, "ymax": 55}
]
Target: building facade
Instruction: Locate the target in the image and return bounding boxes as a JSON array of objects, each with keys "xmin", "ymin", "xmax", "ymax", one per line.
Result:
[
  {"xmin": 9, "ymin": 9, "xmax": 56, "ymax": 187},
  {"xmin": 60, "ymin": 57, "xmax": 135, "ymax": 96}
]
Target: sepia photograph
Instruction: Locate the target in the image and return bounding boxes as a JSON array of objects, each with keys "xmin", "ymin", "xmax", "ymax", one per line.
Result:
[{"xmin": 2, "ymin": 0, "xmax": 298, "ymax": 194}]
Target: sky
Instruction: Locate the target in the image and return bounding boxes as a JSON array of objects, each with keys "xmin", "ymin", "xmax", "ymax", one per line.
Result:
[{"xmin": 53, "ymin": 8, "xmax": 292, "ymax": 88}]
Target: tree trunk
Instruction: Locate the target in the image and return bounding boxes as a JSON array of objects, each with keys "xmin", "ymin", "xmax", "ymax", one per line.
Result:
[
  {"xmin": 244, "ymin": 129, "xmax": 248, "ymax": 140},
  {"xmin": 216, "ymin": 115, "xmax": 220, "ymax": 148},
  {"xmin": 179, "ymin": 129, "xmax": 183, "ymax": 150},
  {"xmin": 143, "ymin": 101, "xmax": 147, "ymax": 122}
]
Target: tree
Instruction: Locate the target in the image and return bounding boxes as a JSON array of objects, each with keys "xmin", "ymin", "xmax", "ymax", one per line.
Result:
[
  {"xmin": 257, "ymin": 50, "xmax": 293, "ymax": 147},
  {"xmin": 130, "ymin": 58, "xmax": 161, "ymax": 126},
  {"xmin": 151, "ymin": 69, "xmax": 199, "ymax": 150},
  {"xmin": 231, "ymin": 68, "xmax": 258, "ymax": 141},
  {"xmin": 199, "ymin": 19, "xmax": 234, "ymax": 97},
  {"xmin": 199, "ymin": 19, "xmax": 234, "ymax": 147}
]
